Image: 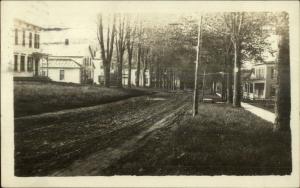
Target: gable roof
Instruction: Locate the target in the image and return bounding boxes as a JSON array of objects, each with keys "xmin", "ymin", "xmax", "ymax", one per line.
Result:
[{"xmin": 41, "ymin": 58, "xmax": 81, "ymax": 68}]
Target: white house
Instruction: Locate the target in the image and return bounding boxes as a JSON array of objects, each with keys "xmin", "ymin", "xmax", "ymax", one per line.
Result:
[
  {"xmin": 122, "ymin": 68, "xmax": 150, "ymax": 87},
  {"xmin": 243, "ymin": 63, "xmax": 276, "ymax": 100},
  {"xmin": 242, "ymin": 25, "xmax": 278, "ymax": 100},
  {"xmin": 13, "ymin": 19, "xmax": 48, "ymax": 78},
  {"xmin": 42, "ymin": 29, "xmax": 96, "ymax": 84}
]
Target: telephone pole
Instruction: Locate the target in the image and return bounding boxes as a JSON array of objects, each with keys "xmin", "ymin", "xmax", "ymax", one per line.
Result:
[
  {"xmin": 192, "ymin": 15, "xmax": 203, "ymax": 117},
  {"xmin": 201, "ymin": 66, "xmax": 206, "ymax": 101}
]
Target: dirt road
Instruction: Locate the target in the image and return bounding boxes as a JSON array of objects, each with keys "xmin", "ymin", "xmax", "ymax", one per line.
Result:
[{"xmin": 15, "ymin": 92, "xmax": 191, "ymax": 176}]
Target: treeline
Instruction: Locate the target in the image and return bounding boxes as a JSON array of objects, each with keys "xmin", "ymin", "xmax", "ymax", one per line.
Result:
[{"xmin": 96, "ymin": 12, "xmax": 290, "ymax": 131}]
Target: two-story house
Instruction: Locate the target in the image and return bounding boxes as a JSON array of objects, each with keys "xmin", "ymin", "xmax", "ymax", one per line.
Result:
[
  {"xmin": 242, "ymin": 24, "xmax": 278, "ymax": 100},
  {"xmin": 41, "ymin": 29, "xmax": 96, "ymax": 84},
  {"xmin": 243, "ymin": 63, "xmax": 276, "ymax": 99},
  {"xmin": 13, "ymin": 19, "xmax": 48, "ymax": 78}
]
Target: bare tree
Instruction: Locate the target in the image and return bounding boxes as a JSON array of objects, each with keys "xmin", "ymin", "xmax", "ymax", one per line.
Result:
[
  {"xmin": 136, "ymin": 22, "xmax": 143, "ymax": 87},
  {"xmin": 224, "ymin": 12, "xmax": 244, "ymax": 107},
  {"xmin": 97, "ymin": 14, "xmax": 116, "ymax": 87},
  {"xmin": 115, "ymin": 15, "xmax": 127, "ymax": 88},
  {"xmin": 125, "ymin": 18, "xmax": 136, "ymax": 88},
  {"xmin": 141, "ymin": 47, "xmax": 150, "ymax": 87}
]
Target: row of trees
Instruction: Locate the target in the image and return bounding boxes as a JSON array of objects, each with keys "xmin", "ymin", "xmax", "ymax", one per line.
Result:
[{"xmin": 96, "ymin": 12, "xmax": 290, "ymax": 132}]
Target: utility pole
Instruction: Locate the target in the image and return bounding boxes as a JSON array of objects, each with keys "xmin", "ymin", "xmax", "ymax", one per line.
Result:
[
  {"xmin": 202, "ymin": 66, "xmax": 206, "ymax": 101},
  {"xmin": 192, "ymin": 15, "xmax": 203, "ymax": 117}
]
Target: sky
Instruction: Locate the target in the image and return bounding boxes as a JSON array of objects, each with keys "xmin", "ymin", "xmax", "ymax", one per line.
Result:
[
  {"xmin": 8, "ymin": 1, "xmax": 194, "ymax": 45},
  {"xmin": 4, "ymin": 1, "xmax": 289, "ymax": 69}
]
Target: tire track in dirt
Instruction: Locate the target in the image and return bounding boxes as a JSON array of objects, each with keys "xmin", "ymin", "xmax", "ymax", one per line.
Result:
[
  {"xmin": 15, "ymin": 93, "xmax": 190, "ymax": 176},
  {"xmin": 51, "ymin": 102, "xmax": 190, "ymax": 176}
]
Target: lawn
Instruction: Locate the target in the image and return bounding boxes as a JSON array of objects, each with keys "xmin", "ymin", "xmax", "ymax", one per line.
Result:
[
  {"xmin": 14, "ymin": 81, "xmax": 150, "ymax": 117},
  {"xmin": 103, "ymin": 103, "xmax": 291, "ymax": 175}
]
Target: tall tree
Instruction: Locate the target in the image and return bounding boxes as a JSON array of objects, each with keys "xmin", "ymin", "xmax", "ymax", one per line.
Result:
[
  {"xmin": 115, "ymin": 15, "xmax": 127, "ymax": 87},
  {"xmin": 274, "ymin": 12, "xmax": 290, "ymax": 132},
  {"xmin": 223, "ymin": 12, "xmax": 270, "ymax": 107},
  {"xmin": 97, "ymin": 14, "xmax": 116, "ymax": 87},
  {"xmin": 125, "ymin": 18, "xmax": 136, "ymax": 88},
  {"xmin": 135, "ymin": 22, "xmax": 143, "ymax": 87},
  {"xmin": 224, "ymin": 12, "xmax": 244, "ymax": 107}
]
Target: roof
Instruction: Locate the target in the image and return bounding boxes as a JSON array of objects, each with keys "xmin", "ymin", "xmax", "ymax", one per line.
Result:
[
  {"xmin": 41, "ymin": 58, "xmax": 81, "ymax": 68},
  {"xmin": 254, "ymin": 61, "xmax": 276, "ymax": 66},
  {"xmin": 14, "ymin": 19, "xmax": 44, "ymax": 30},
  {"xmin": 43, "ymin": 43, "xmax": 92, "ymax": 57}
]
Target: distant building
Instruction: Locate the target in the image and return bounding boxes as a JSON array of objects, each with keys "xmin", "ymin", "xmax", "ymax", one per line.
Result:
[
  {"xmin": 242, "ymin": 24, "xmax": 279, "ymax": 100},
  {"xmin": 42, "ymin": 30, "xmax": 96, "ymax": 84},
  {"xmin": 243, "ymin": 63, "xmax": 276, "ymax": 100},
  {"xmin": 13, "ymin": 19, "xmax": 48, "ymax": 78},
  {"xmin": 122, "ymin": 68, "xmax": 150, "ymax": 87},
  {"xmin": 93, "ymin": 50, "xmax": 117, "ymax": 85},
  {"xmin": 40, "ymin": 56, "xmax": 95, "ymax": 84}
]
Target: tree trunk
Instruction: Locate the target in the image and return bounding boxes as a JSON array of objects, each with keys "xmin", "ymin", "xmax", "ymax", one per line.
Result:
[
  {"xmin": 117, "ymin": 55, "xmax": 123, "ymax": 87},
  {"xmin": 149, "ymin": 63, "xmax": 153, "ymax": 88},
  {"xmin": 142, "ymin": 67, "xmax": 146, "ymax": 87},
  {"xmin": 136, "ymin": 45, "xmax": 141, "ymax": 87},
  {"xmin": 103, "ymin": 62, "xmax": 111, "ymax": 88},
  {"xmin": 274, "ymin": 14, "xmax": 290, "ymax": 132},
  {"xmin": 160, "ymin": 69, "xmax": 163, "ymax": 88},
  {"xmin": 155, "ymin": 62, "xmax": 159, "ymax": 88},
  {"xmin": 202, "ymin": 67, "xmax": 206, "ymax": 101},
  {"xmin": 233, "ymin": 42, "xmax": 241, "ymax": 107},
  {"xmin": 222, "ymin": 75, "xmax": 227, "ymax": 101},
  {"xmin": 127, "ymin": 55, "xmax": 132, "ymax": 88},
  {"xmin": 227, "ymin": 55, "xmax": 233, "ymax": 104}
]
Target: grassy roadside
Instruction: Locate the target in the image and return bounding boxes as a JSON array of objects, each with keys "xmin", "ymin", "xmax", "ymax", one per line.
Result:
[
  {"xmin": 103, "ymin": 103, "xmax": 291, "ymax": 175},
  {"xmin": 14, "ymin": 81, "xmax": 151, "ymax": 117},
  {"xmin": 243, "ymin": 99, "xmax": 275, "ymax": 113}
]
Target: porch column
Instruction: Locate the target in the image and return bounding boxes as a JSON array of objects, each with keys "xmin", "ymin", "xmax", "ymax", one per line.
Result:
[
  {"xmin": 253, "ymin": 83, "xmax": 255, "ymax": 98},
  {"xmin": 247, "ymin": 83, "xmax": 250, "ymax": 96},
  {"xmin": 263, "ymin": 80, "xmax": 267, "ymax": 99}
]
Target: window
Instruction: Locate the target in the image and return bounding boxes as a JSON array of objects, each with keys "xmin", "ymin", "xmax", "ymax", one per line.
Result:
[
  {"xmin": 34, "ymin": 34, "xmax": 40, "ymax": 48},
  {"xmin": 20, "ymin": 56, "xmax": 25, "ymax": 71},
  {"xmin": 42, "ymin": 70, "xmax": 46, "ymax": 76},
  {"xmin": 22, "ymin": 30, "xmax": 25, "ymax": 46},
  {"xmin": 34, "ymin": 34, "xmax": 36, "ymax": 48},
  {"xmin": 14, "ymin": 55, "xmax": 18, "ymax": 71},
  {"xmin": 256, "ymin": 67, "xmax": 265, "ymax": 79},
  {"xmin": 27, "ymin": 57, "xmax": 33, "ymax": 71},
  {"xmin": 59, "ymin": 70, "xmax": 64, "ymax": 80},
  {"xmin": 65, "ymin": 39, "xmax": 69, "ymax": 45},
  {"xmin": 37, "ymin": 34, "xmax": 40, "ymax": 48},
  {"xmin": 29, "ymin": 32, "xmax": 32, "ymax": 48},
  {"xmin": 15, "ymin": 29, "xmax": 18, "ymax": 45}
]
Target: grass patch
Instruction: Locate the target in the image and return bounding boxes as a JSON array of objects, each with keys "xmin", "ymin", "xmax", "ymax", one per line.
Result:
[
  {"xmin": 14, "ymin": 81, "xmax": 150, "ymax": 117},
  {"xmin": 104, "ymin": 103, "xmax": 291, "ymax": 175}
]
